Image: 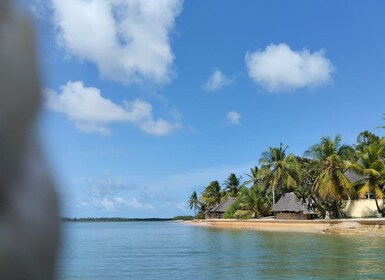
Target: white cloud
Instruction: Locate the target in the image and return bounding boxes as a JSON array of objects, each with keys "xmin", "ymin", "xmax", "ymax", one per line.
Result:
[
  {"xmin": 245, "ymin": 43, "xmax": 334, "ymax": 92},
  {"xmin": 68, "ymin": 175, "xmax": 155, "ymax": 212},
  {"xmin": 204, "ymin": 70, "xmax": 232, "ymax": 91},
  {"xmin": 62, "ymin": 162, "xmax": 254, "ymax": 217},
  {"xmin": 91, "ymin": 197, "xmax": 154, "ymax": 212},
  {"xmin": 51, "ymin": 0, "xmax": 183, "ymax": 85},
  {"xmin": 45, "ymin": 81, "xmax": 179, "ymax": 136},
  {"xmin": 226, "ymin": 111, "xmax": 241, "ymax": 125}
]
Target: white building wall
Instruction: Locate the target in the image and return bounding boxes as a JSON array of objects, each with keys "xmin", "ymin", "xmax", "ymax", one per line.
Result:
[{"xmin": 343, "ymin": 199, "xmax": 384, "ymax": 218}]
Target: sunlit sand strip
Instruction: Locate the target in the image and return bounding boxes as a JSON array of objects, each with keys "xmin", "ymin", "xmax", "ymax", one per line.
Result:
[{"xmin": 186, "ymin": 218, "xmax": 385, "ymax": 236}]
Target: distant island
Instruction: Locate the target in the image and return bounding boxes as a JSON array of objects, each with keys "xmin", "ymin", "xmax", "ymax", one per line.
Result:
[{"xmin": 61, "ymin": 216, "xmax": 194, "ymax": 222}]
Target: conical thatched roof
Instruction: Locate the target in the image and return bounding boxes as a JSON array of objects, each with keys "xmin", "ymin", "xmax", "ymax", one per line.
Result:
[
  {"xmin": 271, "ymin": 192, "xmax": 315, "ymax": 214},
  {"xmin": 210, "ymin": 197, "xmax": 236, "ymax": 213}
]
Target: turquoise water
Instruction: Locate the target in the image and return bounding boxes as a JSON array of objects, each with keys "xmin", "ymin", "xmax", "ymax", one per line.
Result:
[{"xmin": 58, "ymin": 222, "xmax": 385, "ymax": 279}]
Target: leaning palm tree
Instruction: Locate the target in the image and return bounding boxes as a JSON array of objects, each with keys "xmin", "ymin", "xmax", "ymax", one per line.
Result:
[
  {"xmin": 347, "ymin": 144, "xmax": 385, "ymax": 215},
  {"xmin": 305, "ymin": 135, "xmax": 353, "ymax": 218},
  {"xmin": 259, "ymin": 143, "xmax": 300, "ymax": 205},
  {"xmin": 244, "ymin": 166, "xmax": 260, "ymax": 190},
  {"xmin": 188, "ymin": 191, "xmax": 200, "ymax": 218}
]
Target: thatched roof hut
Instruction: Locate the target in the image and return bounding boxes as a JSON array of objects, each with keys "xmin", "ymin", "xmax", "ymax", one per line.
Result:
[
  {"xmin": 271, "ymin": 192, "xmax": 316, "ymax": 220},
  {"xmin": 206, "ymin": 197, "xmax": 235, "ymax": 219}
]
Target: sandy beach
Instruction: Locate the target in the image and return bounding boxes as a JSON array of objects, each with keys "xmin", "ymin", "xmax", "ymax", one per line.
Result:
[{"xmin": 187, "ymin": 218, "xmax": 385, "ymax": 236}]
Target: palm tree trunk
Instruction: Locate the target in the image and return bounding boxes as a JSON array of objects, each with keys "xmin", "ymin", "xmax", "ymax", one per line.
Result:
[
  {"xmin": 373, "ymin": 194, "xmax": 383, "ymax": 217},
  {"xmin": 335, "ymin": 199, "xmax": 342, "ymax": 219},
  {"xmin": 272, "ymin": 187, "xmax": 276, "ymax": 205}
]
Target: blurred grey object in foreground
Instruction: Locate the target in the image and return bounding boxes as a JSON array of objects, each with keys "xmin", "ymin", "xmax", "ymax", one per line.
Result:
[{"xmin": 0, "ymin": 0, "xmax": 60, "ymax": 279}]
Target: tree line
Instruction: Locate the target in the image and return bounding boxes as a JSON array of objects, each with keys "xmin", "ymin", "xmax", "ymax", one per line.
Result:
[{"xmin": 188, "ymin": 123, "xmax": 385, "ymax": 219}]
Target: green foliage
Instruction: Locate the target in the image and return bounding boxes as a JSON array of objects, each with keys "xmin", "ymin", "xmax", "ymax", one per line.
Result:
[
  {"xmin": 223, "ymin": 173, "xmax": 243, "ymax": 197},
  {"xmin": 196, "ymin": 212, "xmax": 206, "ymax": 219},
  {"xmin": 238, "ymin": 187, "xmax": 271, "ymax": 218},
  {"xmin": 201, "ymin": 180, "xmax": 222, "ymax": 208},
  {"xmin": 315, "ymin": 199, "xmax": 347, "ymax": 219},
  {"xmin": 347, "ymin": 143, "xmax": 385, "ymax": 215},
  {"xmin": 233, "ymin": 210, "xmax": 251, "ymax": 219},
  {"xmin": 306, "ymin": 136, "xmax": 353, "ymax": 218},
  {"xmin": 223, "ymin": 186, "xmax": 271, "ymax": 219},
  {"xmin": 188, "ymin": 191, "xmax": 200, "ymax": 217},
  {"xmin": 244, "ymin": 166, "xmax": 260, "ymax": 189},
  {"xmin": 223, "ymin": 202, "xmax": 238, "ymax": 219},
  {"xmin": 259, "ymin": 143, "xmax": 300, "ymax": 204},
  {"xmin": 173, "ymin": 216, "xmax": 194, "ymax": 221},
  {"xmin": 355, "ymin": 130, "xmax": 381, "ymax": 153},
  {"xmin": 188, "ymin": 191, "xmax": 200, "ymax": 216},
  {"xmin": 190, "ymin": 115, "xmax": 385, "ymax": 220}
]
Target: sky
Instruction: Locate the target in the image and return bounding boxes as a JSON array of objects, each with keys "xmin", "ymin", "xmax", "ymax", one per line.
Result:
[{"xmin": 17, "ymin": 0, "xmax": 385, "ymax": 218}]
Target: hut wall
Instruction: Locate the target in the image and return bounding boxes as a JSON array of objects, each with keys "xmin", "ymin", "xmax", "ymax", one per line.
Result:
[
  {"xmin": 276, "ymin": 212, "xmax": 308, "ymax": 220},
  {"xmin": 206, "ymin": 212, "xmax": 224, "ymax": 219}
]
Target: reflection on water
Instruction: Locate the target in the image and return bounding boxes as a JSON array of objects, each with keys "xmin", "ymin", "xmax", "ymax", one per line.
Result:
[{"xmin": 58, "ymin": 222, "xmax": 385, "ymax": 280}]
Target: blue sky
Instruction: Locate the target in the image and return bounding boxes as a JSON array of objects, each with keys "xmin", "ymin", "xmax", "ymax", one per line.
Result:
[{"xmin": 19, "ymin": 0, "xmax": 385, "ymax": 218}]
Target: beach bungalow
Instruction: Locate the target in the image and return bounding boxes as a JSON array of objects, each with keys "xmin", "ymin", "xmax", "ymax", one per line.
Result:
[
  {"xmin": 206, "ymin": 197, "xmax": 235, "ymax": 219},
  {"xmin": 343, "ymin": 170, "xmax": 384, "ymax": 218},
  {"xmin": 271, "ymin": 192, "xmax": 316, "ymax": 220}
]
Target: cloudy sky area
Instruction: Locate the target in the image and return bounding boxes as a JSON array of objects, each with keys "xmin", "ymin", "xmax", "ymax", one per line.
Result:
[{"xmin": 19, "ymin": 0, "xmax": 385, "ymax": 217}]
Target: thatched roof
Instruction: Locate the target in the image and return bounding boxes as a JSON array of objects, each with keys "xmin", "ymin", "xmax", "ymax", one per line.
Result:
[
  {"xmin": 271, "ymin": 192, "xmax": 315, "ymax": 214},
  {"xmin": 209, "ymin": 197, "xmax": 235, "ymax": 213},
  {"xmin": 345, "ymin": 169, "xmax": 365, "ymax": 183}
]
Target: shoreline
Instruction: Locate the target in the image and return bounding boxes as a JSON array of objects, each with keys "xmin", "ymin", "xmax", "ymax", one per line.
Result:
[{"xmin": 186, "ymin": 218, "xmax": 385, "ymax": 236}]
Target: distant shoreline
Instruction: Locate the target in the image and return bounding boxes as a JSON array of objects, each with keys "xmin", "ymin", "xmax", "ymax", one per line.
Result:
[
  {"xmin": 187, "ymin": 218, "xmax": 385, "ymax": 236},
  {"xmin": 61, "ymin": 217, "xmax": 173, "ymax": 222},
  {"xmin": 60, "ymin": 216, "xmax": 194, "ymax": 222}
]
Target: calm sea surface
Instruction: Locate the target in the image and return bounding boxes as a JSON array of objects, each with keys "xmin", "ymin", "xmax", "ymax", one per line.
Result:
[{"xmin": 58, "ymin": 221, "xmax": 385, "ymax": 279}]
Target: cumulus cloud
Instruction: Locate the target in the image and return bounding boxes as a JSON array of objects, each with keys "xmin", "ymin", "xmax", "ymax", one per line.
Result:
[
  {"xmin": 226, "ymin": 111, "xmax": 241, "ymax": 125},
  {"xmin": 45, "ymin": 81, "xmax": 179, "ymax": 136},
  {"xmin": 204, "ymin": 70, "xmax": 232, "ymax": 91},
  {"xmin": 245, "ymin": 43, "xmax": 334, "ymax": 92},
  {"xmin": 51, "ymin": 0, "xmax": 183, "ymax": 85}
]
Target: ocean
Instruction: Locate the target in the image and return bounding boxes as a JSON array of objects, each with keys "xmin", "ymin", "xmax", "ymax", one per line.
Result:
[{"xmin": 57, "ymin": 221, "xmax": 385, "ymax": 279}]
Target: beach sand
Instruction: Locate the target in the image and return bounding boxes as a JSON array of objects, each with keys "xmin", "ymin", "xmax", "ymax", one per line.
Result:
[{"xmin": 187, "ymin": 218, "xmax": 385, "ymax": 236}]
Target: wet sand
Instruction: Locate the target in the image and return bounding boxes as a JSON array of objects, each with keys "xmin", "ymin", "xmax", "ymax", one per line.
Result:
[{"xmin": 187, "ymin": 218, "xmax": 385, "ymax": 236}]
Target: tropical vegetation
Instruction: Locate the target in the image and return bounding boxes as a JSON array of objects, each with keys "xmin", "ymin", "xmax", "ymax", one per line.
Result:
[{"xmin": 187, "ymin": 117, "xmax": 385, "ymax": 220}]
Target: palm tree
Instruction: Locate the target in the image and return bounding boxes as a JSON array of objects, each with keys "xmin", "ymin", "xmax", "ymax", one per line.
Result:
[
  {"xmin": 305, "ymin": 135, "xmax": 355, "ymax": 161},
  {"xmin": 237, "ymin": 187, "xmax": 270, "ymax": 218},
  {"xmin": 377, "ymin": 113, "xmax": 385, "ymax": 129},
  {"xmin": 347, "ymin": 144, "xmax": 385, "ymax": 215},
  {"xmin": 259, "ymin": 143, "xmax": 300, "ymax": 205},
  {"xmin": 201, "ymin": 181, "xmax": 221, "ymax": 208},
  {"xmin": 355, "ymin": 130, "xmax": 381, "ymax": 153},
  {"xmin": 188, "ymin": 191, "xmax": 200, "ymax": 217},
  {"xmin": 244, "ymin": 166, "xmax": 260, "ymax": 190},
  {"xmin": 378, "ymin": 114, "xmax": 385, "ymax": 145},
  {"xmin": 223, "ymin": 173, "xmax": 242, "ymax": 197},
  {"xmin": 305, "ymin": 135, "xmax": 353, "ymax": 218}
]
